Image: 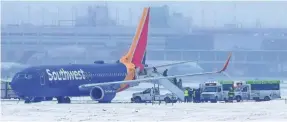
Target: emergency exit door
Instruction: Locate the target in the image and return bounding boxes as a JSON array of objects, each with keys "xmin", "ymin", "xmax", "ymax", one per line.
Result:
[{"xmin": 40, "ymin": 73, "xmax": 45, "ymax": 85}]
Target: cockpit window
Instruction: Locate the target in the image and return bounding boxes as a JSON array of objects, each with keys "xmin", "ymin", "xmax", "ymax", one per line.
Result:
[
  {"xmin": 17, "ymin": 74, "xmax": 32, "ymax": 79},
  {"xmin": 26, "ymin": 74, "xmax": 32, "ymax": 79}
]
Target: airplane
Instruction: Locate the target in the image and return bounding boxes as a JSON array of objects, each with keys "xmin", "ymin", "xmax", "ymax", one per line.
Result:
[{"xmin": 9, "ymin": 7, "xmax": 232, "ymax": 104}]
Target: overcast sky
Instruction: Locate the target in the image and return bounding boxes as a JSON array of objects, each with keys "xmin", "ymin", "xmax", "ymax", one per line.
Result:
[{"xmin": 1, "ymin": 1, "xmax": 287, "ymax": 28}]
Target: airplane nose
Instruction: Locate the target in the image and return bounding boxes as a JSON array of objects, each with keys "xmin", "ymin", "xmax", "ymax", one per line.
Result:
[
  {"xmin": 10, "ymin": 79, "xmax": 18, "ymax": 90},
  {"xmin": 10, "ymin": 79, "xmax": 25, "ymax": 95}
]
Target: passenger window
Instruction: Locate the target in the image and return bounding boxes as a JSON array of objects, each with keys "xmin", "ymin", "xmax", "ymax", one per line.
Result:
[{"xmin": 143, "ymin": 89, "xmax": 151, "ymax": 94}]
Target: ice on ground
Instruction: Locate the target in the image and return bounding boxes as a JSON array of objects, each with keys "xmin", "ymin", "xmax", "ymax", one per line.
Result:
[
  {"xmin": 1, "ymin": 100, "xmax": 287, "ymax": 122},
  {"xmin": 1, "ymin": 84, "xmax": 287, "ymax": 121}
]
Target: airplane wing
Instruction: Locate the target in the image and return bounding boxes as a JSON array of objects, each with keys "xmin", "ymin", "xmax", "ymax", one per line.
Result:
[
  {"xmin": 79, "ymin": 53, "xmax": 232, "ymax": 88},
  {"xmin": 144, "ymin": 60, "xmax": 196, "ymax": 69}
]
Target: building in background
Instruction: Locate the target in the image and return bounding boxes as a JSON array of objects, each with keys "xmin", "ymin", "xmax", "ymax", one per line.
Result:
[{"xmin": 1, "ymin": 4, "xmax": 287, "ymax": 79}]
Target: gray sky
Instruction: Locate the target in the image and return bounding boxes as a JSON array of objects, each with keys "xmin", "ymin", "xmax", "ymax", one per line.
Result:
[{"xmin": 1, "ymin": 1, "xmax": 287, "ymax": 27}]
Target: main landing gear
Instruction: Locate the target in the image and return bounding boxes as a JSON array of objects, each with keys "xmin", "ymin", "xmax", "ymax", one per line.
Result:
[
  {"xmin": 23, "ymin": 96, "xmax": 71, "ymax": 104},
  {"xmin": 24, "ymin": 97, "xmax": 42, "ymax": 103},
  {"xmin": 56, "ymin": 96, "xmax": 71, "ymax": 104}
]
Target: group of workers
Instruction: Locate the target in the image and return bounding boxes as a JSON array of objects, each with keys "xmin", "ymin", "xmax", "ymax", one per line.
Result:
[
  {"xmin": 151, "ymin": 67, "xmax": 236, "ymax": 103},
  {"xmin": 183, "ymin": 88, "xmax": 201, "ymax": 103},
  {"xmin": 162, "ymin": 69, "xmax": 183, "ymax": 89}
]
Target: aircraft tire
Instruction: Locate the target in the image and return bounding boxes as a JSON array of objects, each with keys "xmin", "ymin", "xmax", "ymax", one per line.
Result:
[
  {"xmin": 24, "ymin": 99, "xmax": 31, "ymax": 104},
  {"xmin": 57, "ymin": 97, "xmax": 71, "ymax": 104},
  {"xmin": 64, "ymin": 97, "xmax": 71, "ymax": 103},
  {"xmin": 24, "ymin": 97, "xmax": 34, "ymax": 104},
  {"xmin": 45, "ymin": 97, "xmax": 53, "ymax": 101}
]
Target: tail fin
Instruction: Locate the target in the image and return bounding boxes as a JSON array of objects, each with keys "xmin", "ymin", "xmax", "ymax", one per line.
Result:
[
  {"xmin": 217, "ymin": 52, "xmax": 232, "ymax": 73},
  {"xmin": 119, "ymin": 7, "xmax": 150, "ymax": 70}
]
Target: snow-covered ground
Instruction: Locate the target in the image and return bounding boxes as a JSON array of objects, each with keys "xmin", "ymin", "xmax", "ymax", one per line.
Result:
[
  {"xmin": 1, "ymin": 88, "xmax": 287, "ymax": 122},
  {"xmin": 1, "ymin": 99, "xmax": 287, "ymax": 122},
  {"xmin": 1, "ymin": 82, "xmax": 287, "ymax": 122}
]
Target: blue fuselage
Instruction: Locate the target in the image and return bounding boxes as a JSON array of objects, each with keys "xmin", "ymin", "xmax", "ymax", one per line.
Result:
[{"xmin": 10, "ymin": 63, "xmax": 128, "ymax": 98}]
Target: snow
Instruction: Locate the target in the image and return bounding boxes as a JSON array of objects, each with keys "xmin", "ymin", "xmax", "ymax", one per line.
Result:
[
  {"xmin": 1, "ymin": 82, "xmax": 287, "ymax": 122},
  {"xmin": 1, "ymin": 99, "xmax": 287, "ymax": 122},
  {"xmin": 1, "ymin": 89, "xmax": 287, "ymax": 122}
]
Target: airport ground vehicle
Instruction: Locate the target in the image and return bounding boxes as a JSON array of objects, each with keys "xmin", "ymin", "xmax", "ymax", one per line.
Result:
[
  {"xmin": 200, "ymin": 81, "xmax": 223, "ymax": 103},
  {"xmin": 131, "ymin": 87, "xmax": 177, "ymax": 103},
  {"xmin": 200, "ymin": 81, "xmax": 251, "ymax": 103},
  {"xmin": 247, "ymin": 80, "xmax": 281, "ymax": 101},
  {"xmin": 1, "ymin": 81, "xmax": 19, "ymax": 99},
  {"xmin": 219, "ymin": 80, "xmax": 251, "ymax": 102}
]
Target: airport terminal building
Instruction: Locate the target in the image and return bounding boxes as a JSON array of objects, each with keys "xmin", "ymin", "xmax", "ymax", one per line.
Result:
[{"xmin": 1, "ymin": 5, "xmax": 287, "ymax": 79}]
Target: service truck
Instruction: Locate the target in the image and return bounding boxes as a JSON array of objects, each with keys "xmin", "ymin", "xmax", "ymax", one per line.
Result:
[
  {"xmin": 131, "ymin": 87, "xmax": 177, "ymax": 103},
  {"xmin": 200, "ymin": 81, "xmax": 251, "ymax": 103},
  {"xmin": 200, "ymin": 81, "xmax": 223, "ymax": 103},
  {"xmin": 219, "ymin": 80, "xmax": 251, "ymax": 102}
]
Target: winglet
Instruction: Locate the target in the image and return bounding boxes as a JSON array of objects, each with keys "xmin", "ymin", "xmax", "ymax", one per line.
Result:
[{"xmin": 217, "ymin": 52, "xmax": 232, "ymax": 73}]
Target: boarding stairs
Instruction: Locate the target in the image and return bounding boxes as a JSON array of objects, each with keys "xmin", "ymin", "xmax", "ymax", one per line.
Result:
[{"xmin": 138, "ymin": 70, "xmax": 184, "ymax": 101}]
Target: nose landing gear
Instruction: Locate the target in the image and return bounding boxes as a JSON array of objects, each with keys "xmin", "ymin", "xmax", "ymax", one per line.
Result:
[
  {"xmin": 24, "ymin": 97, "xmax": 43, "ymax": 103},
  {"xmin": 56, "ymin": 96, "xmax": 71, "ymax": 104}
]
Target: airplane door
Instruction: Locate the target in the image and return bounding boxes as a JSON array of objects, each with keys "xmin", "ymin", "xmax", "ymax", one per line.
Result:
[{"xmin": 40, "ymin": 72, "xmax": 45, "ymax": 85}]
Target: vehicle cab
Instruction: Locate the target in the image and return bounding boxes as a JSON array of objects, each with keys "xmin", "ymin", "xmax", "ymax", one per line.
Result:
[
  {"xmin": 219, "ymin": 80, "xmax": 251, "ymax": 102},
  {"xmin": 200, "ymin": 81, "xmax": 223, "ymax": 103},
  {"xmin": 233, "ymin": 81, "xmax": 251, "ymax": 102}
]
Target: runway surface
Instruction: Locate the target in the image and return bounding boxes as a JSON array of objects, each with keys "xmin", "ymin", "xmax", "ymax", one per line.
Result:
[{"xmin": 1, "ymin": 83, "xmax": 287, "ymax": 122}]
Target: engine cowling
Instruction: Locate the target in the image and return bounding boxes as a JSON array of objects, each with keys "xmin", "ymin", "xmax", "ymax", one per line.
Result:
[{"xmin": 89, "ymin": 86, "xmax": 116, "ymax": 102}]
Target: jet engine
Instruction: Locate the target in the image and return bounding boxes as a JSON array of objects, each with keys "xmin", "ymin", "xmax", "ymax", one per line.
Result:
[{"xmin": 89, "ymin": 86, "xmax": 116, "ymax": 103}]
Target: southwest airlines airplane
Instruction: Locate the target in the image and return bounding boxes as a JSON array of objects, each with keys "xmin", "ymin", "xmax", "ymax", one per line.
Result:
[{"xmin": 8, "ymin": 7, "xmax": 231, "ymax": 104}]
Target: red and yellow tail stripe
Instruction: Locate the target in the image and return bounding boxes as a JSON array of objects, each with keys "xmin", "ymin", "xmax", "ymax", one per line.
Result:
[{"xmin": 117, "ymin": 7, "xmax": 150, "ymax": 92}]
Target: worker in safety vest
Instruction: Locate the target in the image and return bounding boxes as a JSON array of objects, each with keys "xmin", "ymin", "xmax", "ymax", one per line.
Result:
[
  {"xmin": 228, "ymin": 87, "xmax": 235, "ymax": 101},
  {"xmin": 184, "ymin": 89, "xmax": 189, "ymax": 103}
]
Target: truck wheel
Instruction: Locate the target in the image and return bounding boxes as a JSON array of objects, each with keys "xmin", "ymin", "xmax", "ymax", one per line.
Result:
[
  {"xmin": 224, "ymin": 98, "xmax": 228, "ymax": 102},
  {"xmin": 133, "ymin": 97, "xmax": 142, "ymax": 103},
  {"xmin": 211, "ymin": 97, "xmax": 218, "ymax": 103},
  {"xmin": 235, "ymin": 96, "xmax": 242, "ymax": 102},
  {"xmin": 164, "ymin": 97, "xmax": 171, "ymax": 103},
  {"xmin": 264, "ymin": 96, "xmax": 270, "ymax": 101}
]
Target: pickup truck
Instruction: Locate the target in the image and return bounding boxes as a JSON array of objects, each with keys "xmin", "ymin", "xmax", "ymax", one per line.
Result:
[{"xmin": 131, "ymin": 87, "xmax": 177, "ymax": 103}]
